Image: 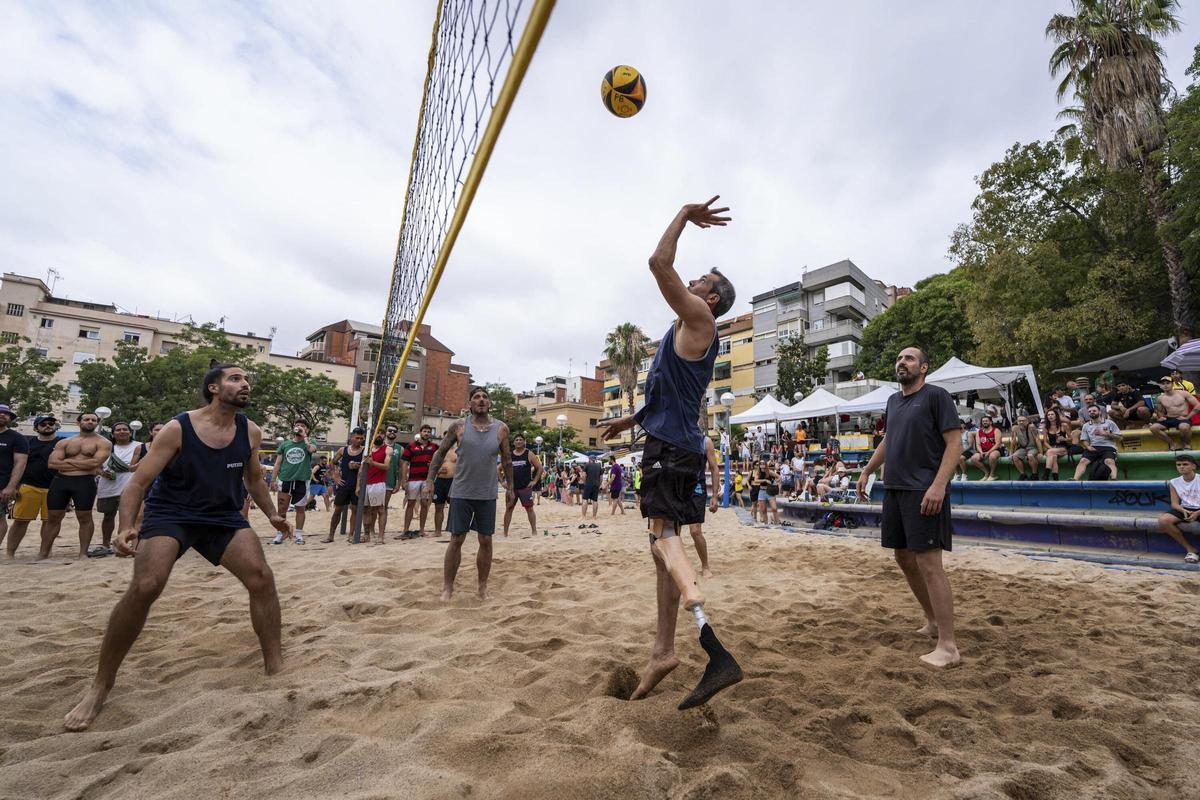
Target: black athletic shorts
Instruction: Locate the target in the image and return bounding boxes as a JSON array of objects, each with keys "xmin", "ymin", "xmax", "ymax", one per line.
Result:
[
  {"xmin": 141, "ymin": 521, "xmax": 244, "ymax": 566},
  {"xmin": 1168, "ymin": 507, "xmax": 1200, "ymax": 521},
  {"xmin": 432, "ymin": 476, "xmax": 453, "ymax": 504},
  {"xmin": 47, "ymin": 474, "xmax": 98, "ymax": 512},
  {"xmin": 279, "ymin": 480, "xmax": 308, "ymax": 505},
  {"xmin": 334, "ymin": 482, "xmax": 358, "ymax": 507},
  {"xmin": 682, "ymin": 489, "xmax": 707, "ymax": 526},
  {"xmin": 1160, "ymin": 416, "xmax": 1190, "ymax": 429},
  {"xmin": 447, "ymin": 497, "xmax": 496, "ymax": 536},
  {"xmin": 96, "ymin": 495, "xmax": 121, "ymax": 515},
  {"xmin": 880, "ymin": 488, "xmax": 953, "ymax": 552},
  {"xmin": 582, "ymin": 484, "xmax": 599, "ymax": 502},
  {"xmin": 639, "ymin": 435, "xmax": 706, "ymax": 526},
  {"xmin": 1083, "ymin": 446, "xmax": 1118, "ymax": 462}
]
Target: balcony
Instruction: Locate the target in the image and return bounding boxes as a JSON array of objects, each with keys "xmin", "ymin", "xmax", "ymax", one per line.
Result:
[
  {"xmin": 822, "ymin": 293, "xmax": 868, "ymax": 319},
  {"xmin": 299, "ymin": 341, "xmax": 325, "ymax": 360},
  {"xmin": 807, "ymin": 320, "xmax": 864, "ymax": 347},
  {"xmin": 827, "ymin": 353, "xmax": 858, "ymax": 371}
]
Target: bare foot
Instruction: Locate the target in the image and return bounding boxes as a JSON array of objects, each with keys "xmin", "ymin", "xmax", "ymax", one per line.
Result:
[
  {"xmin": 916, "ymin": 621, "xmax": 938, "ymax": 637},
  {"xmin": 701, "ymin": 567, "xmax": 714, "ymax": 579},
  {"xmin": 320, "ymin": 536, "xmax": 333, "ymax": 543},
  {"xmin": 439, "ymin": 588, "xmax": 453, "ymax": 602},
  {"xmin": 630, "ymin": 653, "xmax": 680, "ymax": 700},
  {"xmin": 264, "ymin": 655, "xmax": 283, "ymax": 675},
  {"xmin": 478, "ymin": 584, "xmax": 491, "ymax": 601},
  {"xmin": 919, "ymin": 644, "xmax": 961, "ymax": 669},
  {"xmin": 64, "ymin": 684, "xmax": 109, "ymax": 731}
]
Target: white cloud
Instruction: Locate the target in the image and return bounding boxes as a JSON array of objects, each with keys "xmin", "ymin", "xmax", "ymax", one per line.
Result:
[{"xmin": 2, "ymin": 1, "xmax": 1195, "ymax": 393}]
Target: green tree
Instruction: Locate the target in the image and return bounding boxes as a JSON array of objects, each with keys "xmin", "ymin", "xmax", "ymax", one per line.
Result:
[
  {"xmin": 857, "ymin": 272, "xmax": 977, "ymax": 380},
  {"xmin": 246, "ymin": 363, "xmax": 351, "ymax": 439},
  {"xmin": 775, "ymin": 332, "xmax": 829, "ymax": 401},
  {"xmin": 483, "ymin": 382, "xmax": 584, "ymax": 453},
  {"xmin": 1165, "ymin": 44, "xmax": 1200, "ymax": 301},
  {"xmin": 0, "ymin": 340, "xmax": 68, "ymax": 419},
  {"xmin": 1047, "ymin": 0, "xmax": 1193, "ymax": 339},
  {"xmin": 603, "ymin": 322, "xmax": 649, "ymax": 417}
]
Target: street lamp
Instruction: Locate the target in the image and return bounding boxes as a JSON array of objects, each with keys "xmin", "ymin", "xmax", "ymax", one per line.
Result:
[
  {"xmin": 94, "ymin": 406, "xmax": 111, "ymax": 437},
  {"xmin": 129, "ymin": 420, "xmax": 143, "ymax": 443},
  {"xmin": 534, "ymin": 434, "xmax": 544, "ymax": 481},
  {"xmin": 555, "ymin": 414, "xmax": 568, "ymax": 461},
  {"xmin": 720, "ymin": 392, "xmax": 735, "ymax": 507}
]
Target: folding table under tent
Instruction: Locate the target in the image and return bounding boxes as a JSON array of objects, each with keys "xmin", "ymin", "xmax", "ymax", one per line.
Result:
[{"xmin": 924, "ymin": 357, "xmax": 1044, "ymax": 419}]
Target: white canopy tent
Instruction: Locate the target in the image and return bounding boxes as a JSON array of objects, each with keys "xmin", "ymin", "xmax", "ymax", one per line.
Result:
[
  {"xmin": 729, "ymin": 394, "xmax": 793, "ymax": 424},
  {"xmin": 779, "ymin": 387, "xmax": 846, "ymax": 421},
  {"xmin": 924, "ymin": 357, "xmax": 1044, "ymax": 418},
  {"xmin": 835, "ymin": 385, "xmax": 898, "ymax": 414}
]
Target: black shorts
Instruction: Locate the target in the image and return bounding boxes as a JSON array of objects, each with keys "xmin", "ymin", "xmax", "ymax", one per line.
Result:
[
  {"xmin": 1083, "ymin": 447, "xmax": 1118, "ymax": 462},
  {"xmin": 682, "ymin": 489, "xmax": 707, "ymax": 526},
  {"xmin": 432, "ymin": 476, "xmax": 453, "ymax": 504},
  {"xmin": 1168, "ymin": 507, "xmax": 1200, "ymax": 521},
  {"xmin": 1159, "ymin": 416, "xmax": 1190, "ymax": 429},
  {"xmin": 880, "ymin": 489, "xmax": 952, "ymax": 552},
  {"xmin": 639, "ymin": 436, "xmax": 706, "ymax": 526},
  {"xmin": 47, "ymin": 474, "xmax": 98, "ymax": 512},
  {"xmin": 609, "ymin": 485, "xmax": 622, "ymax": 499},
  {"xmin": 749, "ymin": 486, "xmax": 760, "ymax": 503},
  {"xmin": 447, "ymin": 497, "xmax": 496, "ymax": 536},
  {"xmin": 279, "ymin": 480, "xmax": 308, "ymax": 505},
  {"xmin": 333, "ymin": 483, "xmax": 358, "ymax": 507},
  {"xmin": 582, "ymin": 484, "xmax": 599, "ymax": 502},
  {"xmin": 141, "ymin": 521, "xmax": 244, "ymax": 566},
  {"xmin": 96, "ymin": 495, "xmax": 121, "ymax": 515}
]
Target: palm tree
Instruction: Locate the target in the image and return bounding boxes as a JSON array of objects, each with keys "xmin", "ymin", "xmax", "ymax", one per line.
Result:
[
  {"xmin": 1047, "ymin": 0, "xmax": 1193, "ymax": 340},
  {"xmin": 604, "ymin": 322, "xmax": 649, "ymax": 419}
]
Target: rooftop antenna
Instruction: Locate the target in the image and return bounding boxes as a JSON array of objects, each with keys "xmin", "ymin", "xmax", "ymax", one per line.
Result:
[
  {"xmin": 46, "ymin": 268, "xmax": 61, "ymax": 295},
  {"xmin": 218, "ymin": 316, "xmax": 226, "ymax": 329},
  {"xmin": 568, "ymin": 357, "xmax": 573, "ymax": 376},
  {"xmin": 269, "ymin": 326, "xmax": 277, "ymax": 340}
]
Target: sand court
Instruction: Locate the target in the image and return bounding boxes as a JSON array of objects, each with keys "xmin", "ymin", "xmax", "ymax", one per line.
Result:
[{"xmin": 2, "ymin": 502, "xmax": 1199, "ymax": 799}]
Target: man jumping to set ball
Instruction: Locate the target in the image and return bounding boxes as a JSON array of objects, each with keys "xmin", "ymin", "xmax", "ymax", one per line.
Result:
[{"xmin": 601, "ymin": 195, "xmax": 743, "ymax": 710}]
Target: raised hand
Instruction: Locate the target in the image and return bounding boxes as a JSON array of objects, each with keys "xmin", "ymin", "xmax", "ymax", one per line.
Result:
[{"xmin": 681, "ymin": 195, "xmax": 732, "ymax": 229}]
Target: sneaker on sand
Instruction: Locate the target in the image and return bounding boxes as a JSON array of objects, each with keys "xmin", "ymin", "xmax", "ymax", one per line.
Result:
[
  {"xmin": 272, "ymin": 532, "xmax": 285, "ymax": 545},
  {"xmin": 295, "ymin": 532, "xmax": 306, "ymax": 545}
]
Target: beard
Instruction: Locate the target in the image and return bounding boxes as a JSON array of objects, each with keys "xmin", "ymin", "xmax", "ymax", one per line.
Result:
[
  {"xmin": 226, "ymin": 393, "xmax": 249, "ymax": 408},
  {"xmin": 895, "ymin": 369, "xmax": 917, "ymax": 386}
]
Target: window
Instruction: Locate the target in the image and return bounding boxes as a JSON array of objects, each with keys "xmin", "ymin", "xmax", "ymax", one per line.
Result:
[
  {"xmin": 0, "ymin": 362, "xmax": 10, "ymax": 373},
  {"xmin": 160, "ymin": 341, "xmax": 176, "ymax": 354},
  {"xmin": 68, "ymin": 382, "xmax": 81, "ymax": 398},
  {"xmin": 717, "ymin": 338, "xmax": 731, "ymax": 355},
  {"xmin": 78, "ymin": 327, "xmax": 99, "ymax": 340},
  {"xmin": 811, "ymin": 290, "xmax": 823, "ymax": 305},
  {"xmin": 360, "ymin": 372, "xmax": 375, "ymax": 384},
  {"xmin": 72, "ymin": 352, "xmax": 95, "ymax": 365},
  {"xmin": 714, "ymin": 364, "xmax": 732, "ymax": 381},
  {"xmin": 638, "ymin": 358, "xmax": 651, "ymax": 373},
  {"xmin": 752, "ymin": 330, "xmax": 776, "ymax": 341},
  {"xmin": 257, "ymin": 346, "xmax": 265, "ymax": 353},
  {"xmin": 407, "ymin": 359, "xmax": 420, "ymax": 369},
  {"xmin": 33, "ymin": 347, "xmax": 47, "ymax": 358},
  {"xmin": 541, "ymin": 418, "xmax": 547, "ymax": 426},
  {"xmin": 122, "ymin": 331, "xmax": 141, "ymax": 344},
  {"xmin": 753, "ymin": 302, "xmax": 777, "ymax": 314},
  {"xmin": 400, "ymin": 424, "xmax": 414, "ymax": 433},
  {"xmin": 811, "ymin": 318, "xmax": 826, "ymax": 331},
  {"xmin": 777, "ymin": 320, "xmax": 802, "ymax": 340},
  {"xmin": 588, "ymin": 438, "xmax": 598, "ymax": 447},
  {"xmin": 827, "ymin": 340, "xmax": 860, "ymax": 358},
  {"xmin": 0, "ymin": 332, "xmax": 18, "ymax": 344},
  {"xmin": 40, "ymin": 317, "xmax": 53, "ymax": 328},
  {"xmin": 403, "ymin": 401, "xmax": 416, "ymax": 410},
  {"xmin": 589, "ymin": 418, "xmax": 597, "ymax": 427},
  {"xmin": 404, "ymin": 380, "xmax": 419, "ymax": 391},
  {"xmin": 364, "ymin": 346, "xmax": 379, "ymax": 363},
  {"xmin": 6, "ymin": 303, "xmax": 23, "ymax": 317}
]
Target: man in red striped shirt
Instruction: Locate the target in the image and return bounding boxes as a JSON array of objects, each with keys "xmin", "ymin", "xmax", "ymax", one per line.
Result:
[{"xmin": 400, "ymin": 425, "xmax": 438, "ymax": 538}]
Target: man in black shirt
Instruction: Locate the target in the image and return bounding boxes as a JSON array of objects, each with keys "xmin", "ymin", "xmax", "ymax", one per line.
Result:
[
  {"xmin": 5, "ymin": 414, "xmax": 61, "ymax": 558},
  {"xmin": 857, "ymin": 347, "xmax": 962, "ymax": 669},
  {"xmin": 0, "ymin": 404, "xmax": 29, "ymax": 555},
  {"xmin": 1110, "ymin": 380, "xmax": 1151, "ymax": 427},
  {"xmin": 581, "ymin": 455, "xmax": 603, "ymax": 520}
]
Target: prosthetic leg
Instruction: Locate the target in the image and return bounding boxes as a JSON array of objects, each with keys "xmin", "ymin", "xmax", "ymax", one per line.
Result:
[{"xmin": 652, "ymin": 524, "xmax": 743, "ymax": 709}]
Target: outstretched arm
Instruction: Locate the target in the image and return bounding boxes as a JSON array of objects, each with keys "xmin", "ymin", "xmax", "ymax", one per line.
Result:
[{"xmin": 647, "ymin": 197, "xmax": 731, "ymax": 329}]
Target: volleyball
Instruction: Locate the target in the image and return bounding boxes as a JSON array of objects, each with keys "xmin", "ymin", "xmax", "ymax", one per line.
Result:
[{"xmin": 601, "ymin": 65, "xmax": 646, "ymax": 118}]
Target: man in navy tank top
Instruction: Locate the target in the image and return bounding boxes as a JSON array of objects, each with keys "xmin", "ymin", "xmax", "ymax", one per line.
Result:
[
  {"xmin": 600, "ymin": 196, "xmax": 743, "ymax": 710},
  {"xmin": 64, "ymin": 363, "xmax": 292, "ymax": 731}
]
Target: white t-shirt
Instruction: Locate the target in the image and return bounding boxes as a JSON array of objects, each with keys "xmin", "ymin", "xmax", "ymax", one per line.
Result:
[
  {"xmin": 97, "ymin": 442, "xmax": 139, "ymax": 499},
  {"xmin": 1170, "ymin": 474, "xmax": 1200, "ymax": 509}
]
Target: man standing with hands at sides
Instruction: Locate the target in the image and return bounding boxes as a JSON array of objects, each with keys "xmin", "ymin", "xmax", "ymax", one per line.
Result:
[
  {"xmin": 271, "ymin": 419, "xmax": 317, "ymax": 545},
  {"xmin": 0, "ymin": 404, "xmax": 29, "ymax": 555},
  {"xmin": 399, "ymin": 424, "xmax": 437, "ymax": 538},
  {"xmin": 381, "ymin": 423, "xmax": 404, "ymax": 537},
  {"xmin": 41, "ymin": 412, "xmax": 111, "ymax": 561},
  {"xmin": 600, "ymin": 195, "xmax": 743, "ymax": 710},
  {"xmin": 423, "ymin": 386, "xmax": 513, "ymax": 601},
  {"xmin": 322, "ymin": 427, "xmax": 365, "ymax": 543},
  {"xmin": 857, "ymin": 347, "xmax": 962, "ymax": 669},
  {"xmin": 5, "ymin": 414, "xmax": 59, "ymax": 559},
  {"xmin": 431, "ymin": 443, "xmax": 457, "ymax": 538},
  {"xmin": 63, "ymin": 363, "xmax": 291, "ymax": 731},
  {"xmin": 581, "ymin": 455, "xmax": 603, "ymax": 520},
  {"xmin": 502, "ymin": 433, "xmax": 542, "ymax": 537}
]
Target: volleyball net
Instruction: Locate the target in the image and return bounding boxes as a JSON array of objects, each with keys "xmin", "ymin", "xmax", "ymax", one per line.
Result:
[{"xmin": 368, "ymin": 0, "xmax": 555, "ymax": 439}]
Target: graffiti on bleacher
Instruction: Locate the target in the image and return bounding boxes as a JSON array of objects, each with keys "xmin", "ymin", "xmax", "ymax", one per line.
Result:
[{"xmin": 1106, "ymin": 489, "xmax": 1169, "ymax": 507}]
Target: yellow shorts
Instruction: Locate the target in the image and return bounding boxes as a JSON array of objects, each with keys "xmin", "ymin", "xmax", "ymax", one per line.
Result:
[{"xmin": 13, "ymin": 486, "xmax": 49, "ymax": 521}]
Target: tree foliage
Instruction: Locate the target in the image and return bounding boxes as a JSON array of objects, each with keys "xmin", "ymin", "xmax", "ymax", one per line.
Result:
[
  {"xmin": 775, "ymin": 332, "xmax": 829, "ymax": 401},
  {"xmin": 857, "ymin": 273, "xmax": 976, "ymax": 380},
  {"xmin": 76, "ymin": 325, "xmax": 350, "ymax": 438},
  {"xmin": 482, "ymin": 382, "xmax": 585, "ymax": 454},
  {"xmin": 603, "ymin": 322, "xmax": 648, "ymax": 417},
  {"xmin": 0, "ymin": 340, "xmax": 68, "ymax": 419}
]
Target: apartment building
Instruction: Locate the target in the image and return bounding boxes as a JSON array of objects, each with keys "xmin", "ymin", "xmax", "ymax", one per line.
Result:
[
  {"xmin": 0, "ymin": 272, "xmax": 275, "ymax": 423},
  {"xmin": 750, "ymin": 260, "xmax": 892, "ymax": 393},
  {"xmin": 301, "ymin": 318, "xmax": 471, "ymax": 436},
  {"xmin": 598, "ymin": 312, "xmax": 755, "ymax": 447}
]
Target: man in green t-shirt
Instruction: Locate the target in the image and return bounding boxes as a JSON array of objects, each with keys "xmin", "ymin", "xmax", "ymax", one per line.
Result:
[
  {"xmin": 272, "ymin": 419, "xmax": 318, "ymax": 545},
  {"xmin": 382, "ymin": 423, "xmax": 405, "ymax": 537}
]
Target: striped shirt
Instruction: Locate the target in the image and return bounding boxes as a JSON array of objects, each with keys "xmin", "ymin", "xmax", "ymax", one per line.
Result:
[{"xmin": 402, "ymin": 440, "xmax": 438, "ymax": 482}]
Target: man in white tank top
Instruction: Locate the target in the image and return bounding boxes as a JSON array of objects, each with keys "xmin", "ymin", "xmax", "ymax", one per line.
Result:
[{"xmin": 1159, "ymin": 453, "xmax": 1200, "ymax": 563}]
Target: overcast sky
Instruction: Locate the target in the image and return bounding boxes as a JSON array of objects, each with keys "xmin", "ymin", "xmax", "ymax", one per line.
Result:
[{"xmin": 2, "ymin": 2, "xmax": 1196, "ymax": 392}]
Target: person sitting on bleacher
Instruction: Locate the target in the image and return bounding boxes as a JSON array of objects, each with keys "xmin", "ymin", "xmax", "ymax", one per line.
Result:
[
  {"xmin": 955, "ymin": 418, "xmax": 976, "ymax": 481},
  {"xmin": 1009, "ymin": 415, "xmax": 1044, "ymax": 481},
  {"xmin": 1110, "ymin": 380, "xmax": 1152, "ymax": 428},
  {"xmin": 968, "ymin": 415, "xmax": 1003, "ymax": 481},
  {"xmin": 816, "ymin": 465, "xmax": 852, "ymax": 502},
  {"xmin": 1148, "ymin": 376, "xmax": 1200, "ymax": 452},
  {"xmin": 1073, "ymin": 405, "xmax": 1122, "ymax": 480},
  {"xmin": 1158, "ymin": 453, "xmax": 1200, "ymax": 564}
]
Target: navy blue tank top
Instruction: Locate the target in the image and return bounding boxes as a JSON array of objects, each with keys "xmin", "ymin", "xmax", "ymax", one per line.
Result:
[
  {"xmin": 143, "ymin": 412, "xmax": 250, "ymax": 529},
  {"xmin": 635, "ymin": 320, "xmax": 719, "ymax": 453}
]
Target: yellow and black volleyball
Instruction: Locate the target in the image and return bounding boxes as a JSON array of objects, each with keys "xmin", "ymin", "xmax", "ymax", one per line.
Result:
[{"xmin": 601, "ymin": 65, "xmax": 646, "ymax": 118}]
